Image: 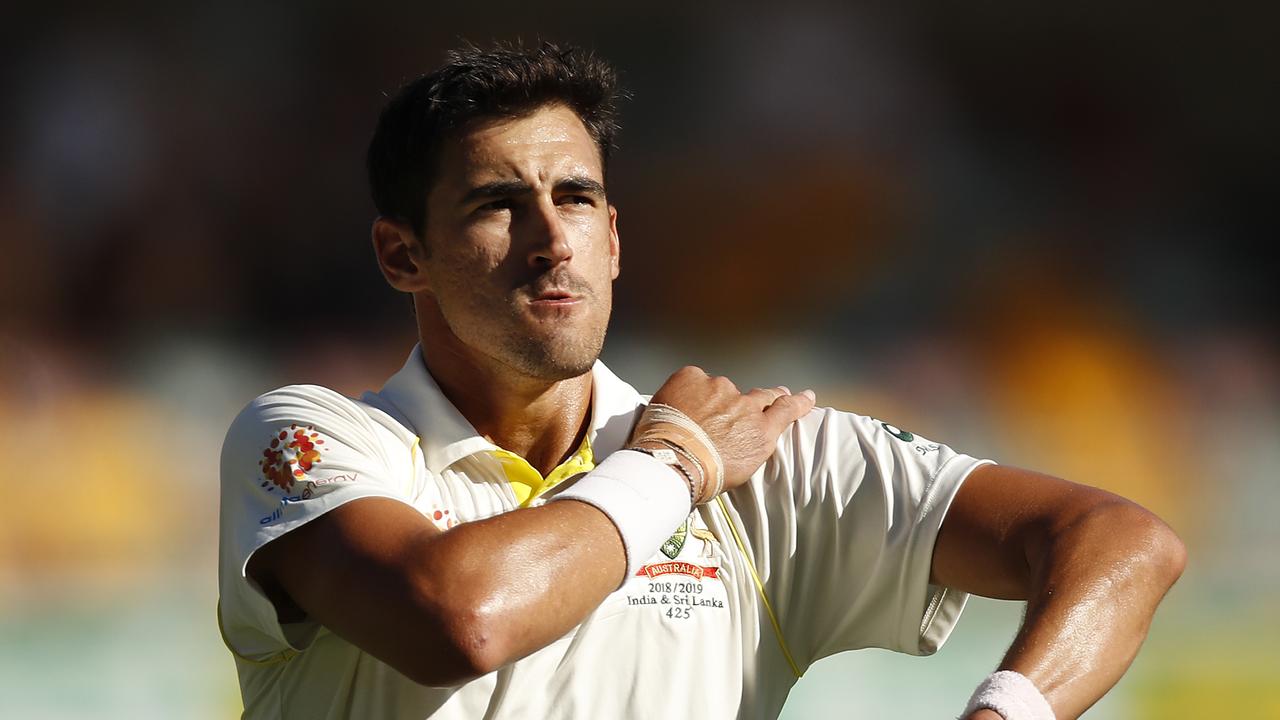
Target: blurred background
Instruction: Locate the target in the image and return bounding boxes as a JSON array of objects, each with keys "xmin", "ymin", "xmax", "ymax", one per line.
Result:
[{"xmin": 2, "ymin": 2, "xmax": 1277, "ymax": 717}]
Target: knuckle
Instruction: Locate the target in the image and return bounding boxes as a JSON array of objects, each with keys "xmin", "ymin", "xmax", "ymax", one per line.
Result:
[{"xmin": 675, "ymin": 365, "xmax": 702, "ymax": 379}]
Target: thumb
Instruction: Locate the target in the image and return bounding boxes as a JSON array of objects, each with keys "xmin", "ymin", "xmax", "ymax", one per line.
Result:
[{"xmin": 762, "ymin": 389, "xmax": 816, "ymax": 431}]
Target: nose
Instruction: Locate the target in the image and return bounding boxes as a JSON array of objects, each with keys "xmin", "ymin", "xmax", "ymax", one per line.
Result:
[{"xmin": 525, "ymin": 197, "xmax": 573, "ymax": 270}]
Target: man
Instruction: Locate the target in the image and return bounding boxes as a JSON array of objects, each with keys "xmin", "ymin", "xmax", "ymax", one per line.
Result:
[{"xmin": 218, "ymin": 42, "xmax": 1185, "ymax": 719}]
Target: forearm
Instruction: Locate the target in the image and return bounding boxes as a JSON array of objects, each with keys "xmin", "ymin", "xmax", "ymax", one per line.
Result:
[
  {"xmin": 993, "ymin": 500, "xmax": 1186, "ymax": 719},
  {"xmin": 261, "ymin": 459, "xmax": 683, "ymax": 686},
  {"xmin": 270, "ymin": 485, "xmax": 680, "ymax": 687}
]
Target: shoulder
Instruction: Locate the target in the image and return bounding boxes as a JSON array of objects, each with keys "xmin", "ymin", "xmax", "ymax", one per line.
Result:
[
  {"xmin": 765, "ymin": 405, "xmax": 990, "ymax": 504},
  {"xmin": 783, "ymin": 404, "xmax": 963, "ymax": 456},
  {"xmin": 777, "ymin": 405, "xmax": 894, "ymax": 463},
  {"xmin": 236, "ymin": 383, "xmax": 369, "ymax": 419},
  {"xmin": 222, "ymin": 384, "xmax": 417, "ymax": 468},
  {"xmin": 226, "ymin": 384, "xmax": 358, "ymax": 441}
]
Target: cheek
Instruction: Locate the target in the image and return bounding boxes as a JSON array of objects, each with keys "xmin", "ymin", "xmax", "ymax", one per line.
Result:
[
  {"xmin": 429, "ymin": 256, "xmax": 498, "ymax": 312},
  {"xmin": 434, "ymin": 239, "xmax": 507, "ymax": 285}
]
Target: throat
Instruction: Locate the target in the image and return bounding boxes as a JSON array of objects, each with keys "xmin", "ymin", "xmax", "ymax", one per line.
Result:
[
  {"xmin": 486, "ymin": 397, "xmax": 592, "ymax": 477},
  {"xmin": 420, "ymin": 336, "xmax": 595, "ymax": 475}
]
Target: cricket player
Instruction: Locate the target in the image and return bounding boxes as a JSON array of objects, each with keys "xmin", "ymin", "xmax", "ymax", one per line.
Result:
[{"xmin": 218, "ymin": 42, "xmax": 1185, "ymax": 719}]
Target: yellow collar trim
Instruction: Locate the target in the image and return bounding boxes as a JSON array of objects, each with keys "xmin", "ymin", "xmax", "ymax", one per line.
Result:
[{"xmin": 489, "ymin": 432, "xmax": 595, "ymax": 507}]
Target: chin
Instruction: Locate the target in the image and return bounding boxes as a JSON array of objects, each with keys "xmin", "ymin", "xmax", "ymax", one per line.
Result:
[{"xmin": 508, "ymin": 332, "xmax": 604, "ymax": 382}]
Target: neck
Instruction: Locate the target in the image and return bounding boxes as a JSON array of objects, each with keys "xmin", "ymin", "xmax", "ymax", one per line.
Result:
[{"xmin": 417, "ymin": 309, "xmax": 593, "ymax": 477}]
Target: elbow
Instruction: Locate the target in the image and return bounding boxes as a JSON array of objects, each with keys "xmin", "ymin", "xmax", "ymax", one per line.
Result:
[
  {"xmin": 1083, "ymin": 499, "xmax": 1188, "ymax": 591},
  {"xmin": 439, "ymin": 605, "xmax": 512, "ymax": 682},
  {"xmin": 400, "ymin": 594, "xmax": 514, "ymax": 688},
  {"xmin": 1144, "ymin": 512, "xmax": 1187, "ymax": 589},
  {"xmin": 394, "ymin": 531, "xmax": 524, "ymax": 687}
]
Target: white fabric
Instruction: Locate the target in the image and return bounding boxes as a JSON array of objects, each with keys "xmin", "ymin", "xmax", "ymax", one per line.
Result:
[
  {"xmin": 962, "ymin": 670, "xmax": 1056, "ymax": 720},
  {"xmin": 218, "ymin": 344, "xmax": 993, "ymax": 719},
  {"xmin": 549, "ymin": 449, "xmax": 693, "ymax": 581}
]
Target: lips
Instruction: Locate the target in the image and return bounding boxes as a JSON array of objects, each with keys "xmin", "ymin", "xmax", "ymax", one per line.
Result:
[
  {"xmin": 528, "ymin": 290, "xmax": 581, "ymax": 307},
  {"xmin": 525, "ymin": 275, "xmax": 588, "ymax": 303},
  {"xmin": 521, "ymin": 270, "xmax": 590, "ymax": 308},
  {"xmin": 531, "ymin": 289, "xmax": 577, "ymax": 301}
]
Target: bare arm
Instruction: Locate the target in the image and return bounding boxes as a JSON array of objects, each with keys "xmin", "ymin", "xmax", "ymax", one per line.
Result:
[
  {"xmin": 931, "ymin": 464, "xmax": 1186, "ymax": 719},
  {"xmin": 247, "ymin": 367, "xmax": 815, "ymax": 687},
  {"xmin": 250, "ymin": 495, "xmax": 626, "ymax": 686}
]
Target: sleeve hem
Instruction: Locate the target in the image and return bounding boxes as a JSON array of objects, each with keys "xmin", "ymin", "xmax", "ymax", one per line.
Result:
[
  {"xmin": 222, "ymin": 491, "xmax": 424, "ymax": 660},
  {"xmin": 902, "ymin": 457, "xmax": 996, "ymax": 655}
]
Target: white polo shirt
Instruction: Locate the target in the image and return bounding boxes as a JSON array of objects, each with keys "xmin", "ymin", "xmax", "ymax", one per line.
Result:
[{"xmin": 218, "ymin": 345, "xmax": 991, "ymax": 719}]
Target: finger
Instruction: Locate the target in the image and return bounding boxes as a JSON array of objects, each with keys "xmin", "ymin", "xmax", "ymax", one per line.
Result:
[
  {"xmin": 761, "ymin": 389, "xmax": 816, "ymax": 431},
  {"xmin": 709, "ymin": 375, "xmax": 740, "ymax": 396},
  {"xmin": 746, "ymin": 386, "xmax": 790, "ymax": 406}
]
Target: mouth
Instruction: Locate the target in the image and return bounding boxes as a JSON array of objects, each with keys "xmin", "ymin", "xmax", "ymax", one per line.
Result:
[{"xmin": 527, "ymin": 289, "xmax": 582, "ymax": 306}]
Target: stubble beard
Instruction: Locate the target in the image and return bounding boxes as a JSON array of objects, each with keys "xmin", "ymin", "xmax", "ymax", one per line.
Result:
[
  {"xmin": 469, "ymin": 293, "xmax": 610, "ymax": 383},
  {"xmin": 433, "ymin": 268, "xmax": 612, "ymax": 383},
  {"xmin": 502, "ymin": 322, "xmax": 606, "ymax": 381},
  {"xmin": 498, "ymin": 270, "xmax": 612, "ymax": 382}
]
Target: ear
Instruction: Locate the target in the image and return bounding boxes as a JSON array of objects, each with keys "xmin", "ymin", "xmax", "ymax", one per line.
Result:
[
  {"xmin": 372, "ymin": 217, "xmax": 433, "ymax": 293},
  {"xmin": 608, "ymin": 204, "xmax": 621, "ymax": 280}
]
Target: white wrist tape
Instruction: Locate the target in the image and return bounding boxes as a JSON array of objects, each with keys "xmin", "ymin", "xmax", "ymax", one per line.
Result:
[
  {"xmin": 961, "ymin": 670, "xmax": 1055, "ymax": 720},
  {"xmin": 549, "ymin": 450, "xmax": 692, "ymax": 586}
]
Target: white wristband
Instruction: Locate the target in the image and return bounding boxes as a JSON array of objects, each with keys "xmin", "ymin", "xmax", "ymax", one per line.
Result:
[
  {"xmin": 961, "ymin": 670, "xmax": 1055, "ymax": 720},
  {"xmin": 549, "ymin": 450, "xmax": 692, "ymax": 586}
]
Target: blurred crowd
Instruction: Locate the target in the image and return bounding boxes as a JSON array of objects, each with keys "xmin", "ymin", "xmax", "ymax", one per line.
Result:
[{"xmin": 2, "ymin": 3, "xmax": 1276, "ymax": 717}]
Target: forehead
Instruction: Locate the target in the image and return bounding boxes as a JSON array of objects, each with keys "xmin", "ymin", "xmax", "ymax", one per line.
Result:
[{"xmin": 434, "ymin": 104, "xmax": 603, "ymax": 194}]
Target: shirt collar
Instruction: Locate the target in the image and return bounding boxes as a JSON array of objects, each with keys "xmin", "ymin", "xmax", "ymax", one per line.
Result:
[{"xmin": 371, "ymin": 344, "xmax": 645, "ymax": 475}]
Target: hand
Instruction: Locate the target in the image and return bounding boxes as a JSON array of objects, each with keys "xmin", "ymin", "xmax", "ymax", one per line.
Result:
[
  {"xmin": 963, "ymin": 710, "xmax": 1004, "ymax": 720},
  {"xmin": 640, "ymin": 366, "xmax": 816, "ymax": 495}
]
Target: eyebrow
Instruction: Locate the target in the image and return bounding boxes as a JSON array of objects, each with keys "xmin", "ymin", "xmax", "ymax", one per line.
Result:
[
  {"xmin": 556, "ymin": 176, "xmax": 607, "ymax": 197},
  {"xmin": 460, "ymin": 175, "xmax": 606, "ymax": 206}
]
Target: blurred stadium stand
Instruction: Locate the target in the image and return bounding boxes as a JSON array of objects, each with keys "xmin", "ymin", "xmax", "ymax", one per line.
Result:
[{"xmin": 2, "ymin": 3, "xmax": 1277, "ymax": 717}]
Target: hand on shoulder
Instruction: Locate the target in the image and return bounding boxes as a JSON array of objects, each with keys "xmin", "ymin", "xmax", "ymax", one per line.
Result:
[{"xmin": 633, "ymin": 366, "xmax": 817, "ymax": 501}]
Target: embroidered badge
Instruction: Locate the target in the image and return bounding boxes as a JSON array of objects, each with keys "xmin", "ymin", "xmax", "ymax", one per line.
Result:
[
  {"xmin": 660, "ymin": 517, "xmax": 690, "ymax": 559},
  {"xmin": 691, "ymin": 527, "xmax": 718, "ymax": 558}
]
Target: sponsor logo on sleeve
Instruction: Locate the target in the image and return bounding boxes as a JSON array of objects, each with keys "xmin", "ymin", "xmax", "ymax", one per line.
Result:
[
  {"xmin": 879, "ymin": 421, "xmax": 915, "ymax": 443},
  {"xmin": 254, "ymin": 425, "xmax": 357, "ymax": 525},
  {"xmin": 260, "ymin": 424, "xmax": 325, "ymax": 493},
  {"xmin": 876, "ymin": 419, "xmax": 941, "ymax": 455}
]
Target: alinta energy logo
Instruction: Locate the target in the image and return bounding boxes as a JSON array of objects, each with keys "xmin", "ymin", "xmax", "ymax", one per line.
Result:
[{"xmin": 260, "ymin": 424, "xmax": 326, "ymax": 493}]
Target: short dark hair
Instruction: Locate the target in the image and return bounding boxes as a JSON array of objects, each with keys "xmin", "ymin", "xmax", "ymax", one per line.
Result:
[{"xmin": 367, "ymin": 41, "xmax": 625, "ymax": 237}]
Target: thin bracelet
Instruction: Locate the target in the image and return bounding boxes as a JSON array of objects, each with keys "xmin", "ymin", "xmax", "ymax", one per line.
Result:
[
  {"xmin": 654, "ymin": 438, "xmax": 708, "ymax": 504},
  {"xmin": 642, "ymin": 404, "xmax": 724, "ymax": 495},
  {"xmin": 630, "ymin": 428, "xmax": 709, "ymax": 503}
]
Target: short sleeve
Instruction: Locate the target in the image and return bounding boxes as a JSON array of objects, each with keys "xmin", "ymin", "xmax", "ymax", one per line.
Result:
[
  {"xmin": 732, "ymin": 407, "xmax": 993, "ymax": 666},
  {"xmin": 217, "ymin": 384, "xmax": 419, "ymax": 660}
]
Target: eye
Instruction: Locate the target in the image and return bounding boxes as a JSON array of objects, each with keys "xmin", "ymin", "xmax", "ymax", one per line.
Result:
[
  {"xmin": 557, "ymin": 195, "xmax": 595, "ymax": 207},
  {"xmin": 478, "ymin": 198, "xmax": 514, "ymax": 212}
]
